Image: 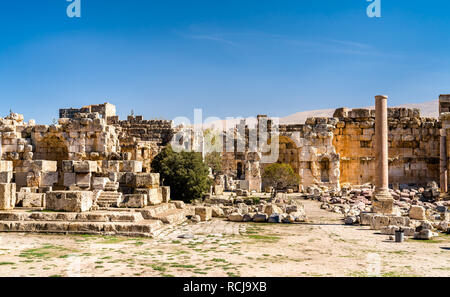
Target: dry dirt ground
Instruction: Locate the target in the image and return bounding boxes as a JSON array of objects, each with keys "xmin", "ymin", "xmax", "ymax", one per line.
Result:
[{"xmin": 0, "ymin": 200, "xmax": 448, "ymax": 277}]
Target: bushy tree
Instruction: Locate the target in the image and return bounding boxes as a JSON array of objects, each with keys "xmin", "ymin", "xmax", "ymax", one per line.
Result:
[
  {"xmin": 262, "ymin": 163, "xmax": 300, "ymax": 194},
  {"xmin": 151, "ymin": 146, "xmax": 212, "ymax": 203}
]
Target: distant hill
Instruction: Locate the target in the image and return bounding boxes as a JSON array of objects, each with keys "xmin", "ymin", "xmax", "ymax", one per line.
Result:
[
  {"xmin": 279, "ymin": 100, "xmax": 439, "ymax": 125},
  {"xmin": 195, "ymin": 100, "xmax": 439, "ymax": 129}
]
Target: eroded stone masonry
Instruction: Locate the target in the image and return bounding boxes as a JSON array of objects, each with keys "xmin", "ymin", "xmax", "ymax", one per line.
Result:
[
  {"xmin": 220, "ymin": 104, "xmax": 441, "ymax": 193},
  {"xmin": 0, "ymin": 97, "xmax": 449, "ymax": 239}
]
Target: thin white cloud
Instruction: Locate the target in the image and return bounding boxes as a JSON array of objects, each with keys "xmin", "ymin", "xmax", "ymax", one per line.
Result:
[
  {"xmin": 175, "ymin": 26, "xmax": 400, "ymax": 57},
  {"xmin": 182, "ymin": 34, "xmax": 237, "ymax": 46}
]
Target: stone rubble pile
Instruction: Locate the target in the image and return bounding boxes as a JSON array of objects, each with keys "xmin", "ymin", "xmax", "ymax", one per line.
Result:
[
  {"xmin": 300, "ymin": 182, "xmax": 449, "ymax": 240},
  {"xmin": 191, "ymin": 194, "xmax": 307, "ymax": 224}
]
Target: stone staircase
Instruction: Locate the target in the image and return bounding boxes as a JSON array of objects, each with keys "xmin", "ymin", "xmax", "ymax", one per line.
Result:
[
  {"xmin": 97, "ymin": 191, "xmax": 122, "ymax": 207},
  {"xmin": 104, "ymin": 181, "xmax": 119, "ymax": 191},
  {"xmin": 0, "ymin": 210, "xmax": 163, "ymax": 237},
  {"xmin": 0, "ymin": 202, "xmax": 188, "ymax": 237}
]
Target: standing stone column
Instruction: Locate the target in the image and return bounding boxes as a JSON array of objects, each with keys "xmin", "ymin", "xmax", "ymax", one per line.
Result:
[
  {"xmin": 372, "ymin": 95, "xmax": 394, "ymax": 214},
  {"xmin": 440, "ymin": 129, "xmax": 448, "ymax": 195}
]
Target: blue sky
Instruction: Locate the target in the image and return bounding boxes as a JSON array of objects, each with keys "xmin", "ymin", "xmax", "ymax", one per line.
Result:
[{"xmin": 1, "ymin": 0, "xmax": 450, "ymax": 124}]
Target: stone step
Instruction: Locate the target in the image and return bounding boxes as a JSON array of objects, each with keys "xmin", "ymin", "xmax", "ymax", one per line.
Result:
[
  {"xmin": 98, "ymin": 198, "xmax": 119, "ymax": 203},
  {"xmin": 0, "ymin": 219, "xmax": 163, "ymax": 237},
  {"xmin": 99, "ymin": 190, "xmax": 121, "ymax": 195},
  {"xmin": 105, "ymin": 182, "xmax": 119, "ymax": 191},
  {"xmin": 137, "ymin": 203, "xmax": 176, "ymax": 219},
  {"xmin": 97, "ymin": 192, "xmax": 122, "ymax": 207},
  {"xmin": 0, "ymin": 211, "xmax": 144, "ymax": 223},
  {"xmin": 150, "ymin": 209, "xmax": 187, "ymax": 224}
]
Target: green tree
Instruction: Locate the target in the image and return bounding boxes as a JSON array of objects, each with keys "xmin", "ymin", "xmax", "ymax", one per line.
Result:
[
  {"xmin": 262, "ymin": 163, "xmax": 300, "ymax": 194},
  {"xmin": 151, "ymin": 146, "xmax": 212, "ymax": 203},
  {"xmin": 204, "ymin": 151, "xmax": 223, "ymax": 176}
]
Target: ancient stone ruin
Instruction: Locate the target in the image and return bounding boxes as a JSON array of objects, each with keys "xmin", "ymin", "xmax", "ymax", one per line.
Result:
[
  {"xmin": 197, "ymin": 95, "xmax": 450, "ymax": 240},
  {"xmin": 0, "ymin": 96, "xmax": 449, "ymax": 240},
  {"xmin": 0, "ymin": 103, "xmax": 186, "ymax": 237}
]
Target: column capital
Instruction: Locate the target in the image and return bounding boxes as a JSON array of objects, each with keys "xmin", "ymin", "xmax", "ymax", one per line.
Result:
[{"xmin": 375, "ymin": 95, "xmax": 388, "ymax": 100}]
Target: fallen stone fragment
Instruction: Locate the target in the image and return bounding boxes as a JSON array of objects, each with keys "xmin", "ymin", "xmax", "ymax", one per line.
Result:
[
  {"xmin": 228, "ymin": 212, "xmax": 244, "ymax": 222},
  {"xmin": 253, "ymin": 213, "xmax": 268, "ymax": 222}
]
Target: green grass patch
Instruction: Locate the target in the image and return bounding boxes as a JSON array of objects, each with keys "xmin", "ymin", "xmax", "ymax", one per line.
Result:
[
  {"xmin": 98, "ymin": 236, "xmax": 128, "ymax": 244},
  {"xmin": 151, "ymin": 264, "xmax": 167, "ymax": 272},
  {"xmin": 19, "ymin": 245, "xmax": 73, "ymax": 260},
  {"xmin": 171, "ymin": 264, "xmax": 196, "ymax": 269},
  {"xmin": 212, "ymin": 258, "xmax": 227, "ymax": 263},
  {"xmin": 246, "ymin": 235, "xmax": 280, "ymax": 242}
]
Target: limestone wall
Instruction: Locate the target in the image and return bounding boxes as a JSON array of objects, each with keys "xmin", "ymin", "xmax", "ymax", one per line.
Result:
[
  {"xmin": 333, "ymin": 107, "xmax": 440, "ymax": 186},
  {"xmin": 108, "ymin": 115, "xmax": 176, "ymax": 171},
  {"xmin": 33, "ymin": 114, "xmax": 120, "ymax": 163},
  {"xmin": 278, "ymin": 118, "xmax": 340, "ymax": 191},
  {"xmin": 59, "ymin": 103, "xmax": 116, "ymax": 120}
]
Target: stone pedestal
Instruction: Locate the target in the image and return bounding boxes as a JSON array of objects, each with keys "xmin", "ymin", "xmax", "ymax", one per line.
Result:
[
  {"xmin": 372, "ymin": 95, "xmax": 393, "ymax": 214},
  {"xmin": 372, "ymin": 191, "xmax": 394, "ymax": 214}
]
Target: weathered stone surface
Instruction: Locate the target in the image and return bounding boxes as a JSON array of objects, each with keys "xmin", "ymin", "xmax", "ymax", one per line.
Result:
[
  {"xmin": 92, "ymin": 177, "xmax": 109, "ymax": 190},
  {"xmin": 0, "ymin": 161, "xmax": 13, "ymax": 172},
  {"xmin": 135, "ymin": 188, "xmax": 162, "ymax": 205},
  {"xmin": 228, "ymin": 212, "xmax": 244, "ymax": 222},
  {"xmin": 195, "ymin": 206, "xmax": 212, "ymax": 221},
  {"xmin": 213, "ymin": 185, "xmax": 224, "ymax": 195},
  {"xmin": 0, "ymin": 183, "xmax": 16, "ymax": 210},
  {"xmin": 171, "ymin": 200, "xmax": 185, "ymax": 209},
  {"xmin": 345, "ymin": 216, "xmax": 358, "ymax": 225},
  {"xmin": 211, "ymin": 205, "xmax": 225, "ymax": 217},
  {"xmin": 268, "ymin": 213, "xmax": 282, "ymax": 223},
  {"xmin": 62, "ymin": 160, "xmax": 74, "ymax": 173},
  {"xmin": 40, "ymin": 172, "xmax": 58, "ymax": 187},
  {"xmin": 370, "ymin": 214, "xmax": 410, "ymax": 229},
  {"xmin": 370, "ymin": 215, "xmax": 390, "ymax": 229},
  {"xmin": 76, "ymin": 173, "xmax": 91, "ymax": 188},
  {"xmin": 120, "ymin": 194, "xmax": 147, "ymax": 208},
  {"xmin": 236, "ymin": 203, "xmax": 249, "ymax": 215},
  {"xmin": 409, "ymin": 205, "xmax": 426, "ymax": 220},
  {"xmin": 0, "ymin": 171, "xmax": 13, "ymax": 183},
  {"xmin": 19, "ymin": 192, "xmax": 45, "ymax": 208},
  {"xmin": 293, "ymin": 211, "xmax": 307, "ymax": 222},
  {"xmin": 414, "ymin": 229, "xmax": 436, "ymax": 240},
  {"xmin": 380, "ymin": 225, "xmax": 415, "ymax": 236},
  {"xmin": 264, "ymin": 204, "xmax": 283, "ymax": 216},
  {"xmin": 32, "ymin": 160, "xmax": 57, "ymax": 172},
  {"xmin": 122, "ymin": 160, "xmax": 143, "ymax": 173},
  {"xmin": 360, "ymin": 212, "xmax": 375, "ymax": 225},
  {"xmin": 63, "ymin": 173, "xmax": 77, "ymax": 187},
  {"xmin": 253, "ymin": 213, "xmax": 268, "ymax": 222},
  {"xmin": 243, "ymin": 213, "xmax": 254, "ymax": 222},
  {"xmin": 74, "ymin": 161, "xmax": 97, "ymax": 173},
  {"xmin": 46, "ymin": 191, "xmax": 93, "ymax": 212},
  {"xmin": 282, "ymin": 214, "xmax": 295, "ymax": 223},
  {"xmin": 131, "ymin": 173, "xmax": 160, "ymax": 188},
  {"xmin": 161, "ymin": 186, "xmax": 170, "ymax": 203}
]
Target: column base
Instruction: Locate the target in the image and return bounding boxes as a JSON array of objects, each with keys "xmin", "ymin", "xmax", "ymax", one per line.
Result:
[
  {"xmin": 439, "ymin": 192, "xmax": 450, "ymax": 201},
  {"xmin": 372, "ymin": 192, "xmax": 394, "ymax": 214}
]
